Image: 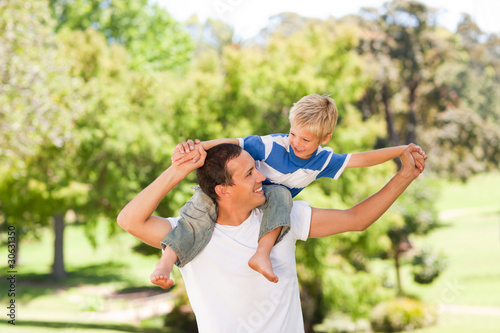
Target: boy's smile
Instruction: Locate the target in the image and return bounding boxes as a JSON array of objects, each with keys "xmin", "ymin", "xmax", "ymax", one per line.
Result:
[{"xmin": 289, "ymin": 125, "xmax": 331, "ymax": 159}]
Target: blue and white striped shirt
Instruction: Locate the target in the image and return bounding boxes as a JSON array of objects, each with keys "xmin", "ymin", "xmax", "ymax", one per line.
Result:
[{"xmin": 238, "ymin": 134, "xmax": 351, "ymax": 198}]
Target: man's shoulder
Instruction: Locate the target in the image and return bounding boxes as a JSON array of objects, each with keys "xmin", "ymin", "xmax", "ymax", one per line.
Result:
[{"xmin": 289, "ymin": 201, "xmax": 311, "ymax": 242}]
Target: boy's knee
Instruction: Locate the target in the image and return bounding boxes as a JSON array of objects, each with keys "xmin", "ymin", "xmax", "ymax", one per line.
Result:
[{"xmin": 265, "ymin": 185, "xmax": 292, "ymax": 205}]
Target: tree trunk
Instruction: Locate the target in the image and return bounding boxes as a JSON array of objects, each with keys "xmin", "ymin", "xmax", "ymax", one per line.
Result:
[
  {"xmin": 394, "ymin": 251, "xmax": 403, "ymax": 295},
  {"xmin": 405, "ymin": 81, "xmax": 418, "ymax": 144},
  {"xmin": 382, "ymin": 84, "xmax": 402, "ymax": 169},
  {"xmin": 52, "ymin": 214, "xmax": 66, "ymax": 280}
]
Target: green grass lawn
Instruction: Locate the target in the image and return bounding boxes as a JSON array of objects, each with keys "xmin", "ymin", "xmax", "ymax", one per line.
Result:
[
  {"xmin": 372, "ymin": 172, "xmax": 500, "ymax": 332},
  {"xmin": 0, "ymin": 217, "xmax": 178, "ymax": 333},
  {"xmin": 1, "ymin": 172, "xmax": 499, "ymax": 332}
]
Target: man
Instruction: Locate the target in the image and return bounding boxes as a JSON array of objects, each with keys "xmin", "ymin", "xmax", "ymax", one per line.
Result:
[{"xmin": 117, "ymin": 143, "xmax": 425, "ymax": 333}]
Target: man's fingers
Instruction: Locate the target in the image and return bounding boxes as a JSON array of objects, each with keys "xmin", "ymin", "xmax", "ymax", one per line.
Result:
[
  {"xmin": 174, "ymin": 154, "xmax": 193, "ymax": 166},
  {"xmin": 191, "ymin": 145, "xmax": 207, "ymax": 166}
]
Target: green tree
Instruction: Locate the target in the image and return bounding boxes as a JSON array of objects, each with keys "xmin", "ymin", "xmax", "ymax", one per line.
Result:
[
  {"xmin": 357, "ymin": 0, "xmax": 500, "ymax": 180},
  {"xmin": 356, "ymin": 0, "xmax": 452, "ymax": 146},
  {"xmin": 0, "ymin": 0, "xmax": 85, "ymax": 278},
  {"xmin": 418, "ymin": 16, "xmax": 500, "ymax": 180},
  {"xmin": 54, "ymin": 26, "xmax": 189, "ymax": 264},
  {"xmin": 49, "ymin": 0, "xmax": 194, "ymax": 71},
  {"xmin": 352, "ymin": 0, "xmax": 453, "ymax": 296}
]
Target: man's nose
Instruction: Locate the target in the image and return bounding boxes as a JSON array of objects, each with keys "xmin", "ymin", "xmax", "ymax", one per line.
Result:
[{"xmin": 256, "ymin": 169, "xmax": 266, "ymax": 182}]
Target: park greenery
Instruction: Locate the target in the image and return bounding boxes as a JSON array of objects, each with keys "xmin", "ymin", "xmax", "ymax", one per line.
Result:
[{"xmin": 1, "ymin": 0, "xmax": 499, "ymax": 331}]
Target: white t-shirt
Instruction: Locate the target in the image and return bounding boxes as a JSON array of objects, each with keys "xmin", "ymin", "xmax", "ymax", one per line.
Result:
[{"xmin": 167, "ymin": 201, "xmax": 312, "ymax": 333}]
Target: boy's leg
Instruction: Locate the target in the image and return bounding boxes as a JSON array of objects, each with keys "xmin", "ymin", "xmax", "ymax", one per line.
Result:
[
  {"xmin": 151, "ymin": 187, "xmax": 218, "ymax": 288},
  {"xmin": 248, "ymin": 185, "xmax": 292, "ymax": 283},
  {"xmin": 150, "ymin": 247, "xmax": 178, "ymax": 289},
  {"xmin": 248, "ymin": 228, "xmax": 282, "ymax": 283}
]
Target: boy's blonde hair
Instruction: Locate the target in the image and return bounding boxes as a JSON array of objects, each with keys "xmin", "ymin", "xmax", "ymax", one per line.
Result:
[{"xmin": 288, "ymin": 94, "xmax": 338, "ymax": 140}]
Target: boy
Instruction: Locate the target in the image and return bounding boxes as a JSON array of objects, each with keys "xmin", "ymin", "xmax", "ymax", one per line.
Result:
[{"xmin": 151, "ymin": 94, "xmax": 426, "ymax": 289}]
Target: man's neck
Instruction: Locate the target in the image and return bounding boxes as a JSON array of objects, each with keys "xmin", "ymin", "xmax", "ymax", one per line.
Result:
[{"xmin": 216, "ymin": 204, "xmax": 253, "ymax": 226}]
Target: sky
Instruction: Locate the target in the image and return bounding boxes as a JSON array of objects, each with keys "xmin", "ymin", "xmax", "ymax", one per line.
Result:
[{"xmin": 155, "ymin": 0, "xmax": 500, "ymax": 40}]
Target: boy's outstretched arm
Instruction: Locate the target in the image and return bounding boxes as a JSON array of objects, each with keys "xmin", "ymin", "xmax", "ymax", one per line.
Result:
[
  {"xmin": 172, "ymin": 138, "xmax": 239, "ymax": 165},
  {"xmin": 309, "ymin": 144, "xmax": 424, "ymax": 238},
  {"xmin": 346, "ymin": 144, "xmax": 427, "ymax": 171}
]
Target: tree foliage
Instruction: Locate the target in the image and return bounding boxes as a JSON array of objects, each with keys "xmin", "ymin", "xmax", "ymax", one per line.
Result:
[{"xmin": 49, "ymin": 0, "xmax": 194, "ymax": 71}]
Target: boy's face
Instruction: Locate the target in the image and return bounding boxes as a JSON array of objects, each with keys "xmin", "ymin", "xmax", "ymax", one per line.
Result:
[{"xmin": 289, "ymin": 125, "xmax": 332, "ymax": 159}]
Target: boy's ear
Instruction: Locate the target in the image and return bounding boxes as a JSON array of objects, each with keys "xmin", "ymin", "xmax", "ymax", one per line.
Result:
[
  {"xmin": 321, "ymin": 134, "xmax": 332, "ymax": 145},
  {"xmin": 215, "ymin": 185, "xmax": 230, "ymax": 199}
]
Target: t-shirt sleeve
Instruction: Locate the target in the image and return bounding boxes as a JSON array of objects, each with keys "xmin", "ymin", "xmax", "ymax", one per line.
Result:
[
  {"xmin": 290, "ymin": 201, "xmax": 311, "ymax": 241},
  {"xmin": 167, "ymin": 216, "xmax": 181, "ymax": 229},
  {"xmin": 318, "ymin": 152, "xmax": 351, "ymax": 180},
  {"xmin": 240, "ymin": 135, "xmax": 266, "ymax": 161}
]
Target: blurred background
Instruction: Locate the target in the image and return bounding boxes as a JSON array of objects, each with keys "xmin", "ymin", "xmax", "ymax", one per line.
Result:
[{"xmin": 0, "ymin": 0, "xmax": 499, "ymax": 332}]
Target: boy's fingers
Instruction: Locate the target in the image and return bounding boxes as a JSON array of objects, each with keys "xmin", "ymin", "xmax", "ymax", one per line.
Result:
[
  {"xmin": 176, "ymin": 143, "xmax": 186, "ymax": 154},
  {"xmin": 182, "ymin": 141, "xmax": 191, "ymax": 153},
  {"xmin": 411, "ymin": 151, "xmax": 425, "ymax": 172}
]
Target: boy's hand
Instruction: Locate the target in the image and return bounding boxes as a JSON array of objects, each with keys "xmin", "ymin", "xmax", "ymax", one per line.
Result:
[
  {"xmin": 177, "ymin": 139, "xmax": 201, "ymax": 154},
  {"xmin": 402, "ymin": 144, "xmax": 426, "ymax": 178},
  {"xmin": 407, "ymin": 143, "xmax": 427, "ymax": 173},
  {"xmin": 172, "ymin": 144, "xmax": 206, "ymax": 169},
  {"xmin": 172, "ymin": 139, "xmax": 201, "ymax": 165}
]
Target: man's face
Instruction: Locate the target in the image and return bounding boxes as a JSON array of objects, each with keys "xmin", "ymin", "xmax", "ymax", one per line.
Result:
[{"xmin": 226, "ymin": 150, "xmax": 266, "ymax": 209}]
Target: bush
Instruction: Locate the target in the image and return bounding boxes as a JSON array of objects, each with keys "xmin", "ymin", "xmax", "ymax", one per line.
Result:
[
  {"xmin": 314, "ymin": 313, "xmax": 371, "ymax": 332},
  {"xmin": 370, "ymin": 297, "xmax": 437, "ymax": 332},
  {"xmin": 322, "ymin": 269, "xmax": 395, "ymax": 319},
  {"xmin": 412, "ymin": 247, "xmax": 447, "ymax": 284}
]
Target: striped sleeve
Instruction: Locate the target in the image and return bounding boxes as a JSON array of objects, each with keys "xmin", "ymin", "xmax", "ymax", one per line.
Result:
[
  {"xmin": 318, "ymin": 152, "xmax": 351, "ymax": 180},
  {"xmin": 240, "ymin": 135, "xmax": 268, "ymax": 161}
]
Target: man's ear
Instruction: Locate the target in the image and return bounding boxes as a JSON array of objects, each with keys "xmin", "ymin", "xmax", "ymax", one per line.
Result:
[
  {"xmin": 321, "ymin": 133, "xmax": 332, "ymax": 145},
  {"xmin": 215, "ymin": 185, "xmax": 231, "ymax": 199}
]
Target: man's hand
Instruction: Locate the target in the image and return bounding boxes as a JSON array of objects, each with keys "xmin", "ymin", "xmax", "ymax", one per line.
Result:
[
  {"xmin": 400, "ymin": 144, "xmax": 426, "ymax": 179},
  {"xmin": 172, "ymin": 139, "xmax": 202, "ymax": 166}
]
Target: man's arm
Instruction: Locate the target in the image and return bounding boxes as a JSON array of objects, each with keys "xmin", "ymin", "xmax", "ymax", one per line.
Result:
[
  {"xmin": 346, "ymin": 145, "xmax": 426, "ymax": 170},
  {"xmin": 309, "ymin": 144, "xmax": 423, "ymax": 238},
  {"xmin": 117, "ymin": 145, "xmax": 207, "ymax": 248}
]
